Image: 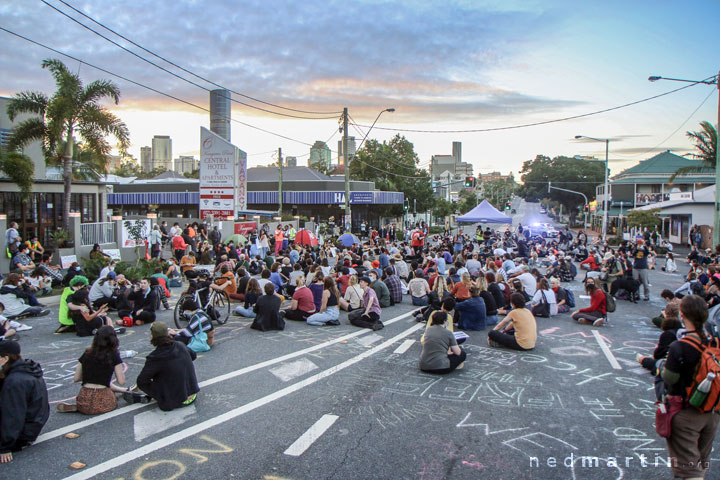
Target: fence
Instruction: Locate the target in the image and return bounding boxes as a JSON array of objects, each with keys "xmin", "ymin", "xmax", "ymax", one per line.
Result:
[{"xmin": 80, "ymin": 222, "xmax": 116, "ymax": 246}]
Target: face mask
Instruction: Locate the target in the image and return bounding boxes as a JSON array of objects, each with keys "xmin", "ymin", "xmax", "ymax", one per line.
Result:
[{"xmin": 75, "ymin": 267, "xmax": 81, "ymax": 271}]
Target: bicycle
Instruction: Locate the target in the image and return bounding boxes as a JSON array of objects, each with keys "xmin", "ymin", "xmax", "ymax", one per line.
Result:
[{"xmin": 174, "ymin": 286, "xmax": 230, "ymax": 329}]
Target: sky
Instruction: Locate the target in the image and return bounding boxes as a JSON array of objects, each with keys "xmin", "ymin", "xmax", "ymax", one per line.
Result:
[{"xmin": 1, "ymin": 0, "xmax": 719, "ymax": 179}]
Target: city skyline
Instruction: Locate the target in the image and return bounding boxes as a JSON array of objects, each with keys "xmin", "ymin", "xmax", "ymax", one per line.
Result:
[{"xmin": 1, "ymin": 0, "xmax": 719, "ymax": 178}]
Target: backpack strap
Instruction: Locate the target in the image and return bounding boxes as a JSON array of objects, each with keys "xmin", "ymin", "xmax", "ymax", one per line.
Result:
[{"xmin": 680, "ymin": 333, "xmax": 706, "ymax": 353}]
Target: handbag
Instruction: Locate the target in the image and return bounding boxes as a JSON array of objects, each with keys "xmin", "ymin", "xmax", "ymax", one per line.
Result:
[
  {"xmin": 655, "ymin": 395, "xmax": 684, "ymax": 438},
  {"xmin": 532, "ymin": 291, "xmax": 550, "ymax": 318}
]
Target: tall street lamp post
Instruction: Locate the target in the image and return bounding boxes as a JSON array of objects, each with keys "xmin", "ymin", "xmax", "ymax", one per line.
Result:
[
  {"xmin": 649, "ymin": 73, "xmax": 720, "ymax": 245},
  {"xmin": 575, "ymin": 135, "xmax": 610, "ymax": 243},
  {"xmin": 343, "ymin": 107, "xmax": 395, "ymax": 232}
]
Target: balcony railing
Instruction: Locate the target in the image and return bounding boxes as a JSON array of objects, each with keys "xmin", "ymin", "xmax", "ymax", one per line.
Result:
[{"xmin": 80, "ymin": 222, "xmax": 116, "ymax": 246}]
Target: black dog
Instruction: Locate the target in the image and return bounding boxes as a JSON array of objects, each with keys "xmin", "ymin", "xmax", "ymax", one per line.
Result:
[{"xmin": 610, "ymin": 278, "xmax": 641, "ymax": 303}]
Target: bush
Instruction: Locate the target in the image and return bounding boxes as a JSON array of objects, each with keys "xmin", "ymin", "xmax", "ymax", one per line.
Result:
[
  {"xmin": 395, "ymin": 231, "xmax": 405, "ymax": 241},
  {"xmin": 80, "ymin": 255, "xmax": 112, "ymax": 283},
  {"xmin": 115, "ymin": 258, "xmax": 168, "ymax": 282},
  {"xmin": 428, "ymin": 226, "xmax": 444, "ymax": 234}
]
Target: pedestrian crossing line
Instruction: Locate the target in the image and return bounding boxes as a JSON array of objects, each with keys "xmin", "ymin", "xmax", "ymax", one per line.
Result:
[
  {"xmin": 35, "ymin": 310, "xmax": 414, "ymax": 445},
  {"xmin": 393, "ymin": 339, "xmax": 415, "ymax": 354},
  {"xmin": 62, "ymin": 322, "xmax": 425, "ymax": 480},
  {"xmin": 592, "ymin": 329, "xmax": 622, "ymax": 370},
  {"xmin": 284, "ymin": 414, "xmax": 339, "ymax": 457}
]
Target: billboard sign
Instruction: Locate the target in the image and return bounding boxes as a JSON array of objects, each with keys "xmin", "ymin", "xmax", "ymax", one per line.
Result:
[{"xmin": 199, "ymin": 127, "xmax": 247, "ymax": 220}]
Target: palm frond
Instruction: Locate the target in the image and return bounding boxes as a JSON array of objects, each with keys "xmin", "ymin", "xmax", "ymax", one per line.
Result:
[
  {"xmin": 82, "ymin": 79, "xmax": 121, "ymax": 105},
  {"xmin": 6, "ymin": 118, "xmax": 47, "ymax": 152},
  {"xmin": 6, "ymin": 91, "xmax": 48, "ymax": 121},
  {"xmin": 669, "ymin": 165, "xmax": 708, "ymax": 183},
  {"xmin": 686, "ymin": 120, "xmax": 717, "ymax": 164}
]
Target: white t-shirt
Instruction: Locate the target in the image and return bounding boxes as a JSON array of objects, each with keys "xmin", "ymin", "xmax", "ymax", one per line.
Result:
[
  {"xmin": 532, "ymin": 288, "xmax": 558, "ymax": 316},
  {"xmin": 517, "ymin": 272, "xmax": 537, "ymax": 296}
]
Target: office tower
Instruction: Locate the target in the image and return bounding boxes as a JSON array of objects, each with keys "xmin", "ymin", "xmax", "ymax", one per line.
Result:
[
  {"xmin": 140, "ymin": 146, "xmax": 152, "ymax": 172},
  {"xmin": 210, "ymin": 89, "xmax": 231, "ymax": 142},
  {"xmin": 152, "ymin": 135, "xmax": 172, "ymax": 171}
]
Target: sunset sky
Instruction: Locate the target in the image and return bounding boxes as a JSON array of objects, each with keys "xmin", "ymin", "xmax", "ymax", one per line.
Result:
[{"xmin": 2, "ymin": 0, "xmax": 719, "ymax": 178}]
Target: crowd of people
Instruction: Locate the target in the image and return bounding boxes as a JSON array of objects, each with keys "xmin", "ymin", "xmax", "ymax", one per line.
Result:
[{"xmin": 2, "ymin": 218, "xmax": 720, "ymax": 478}]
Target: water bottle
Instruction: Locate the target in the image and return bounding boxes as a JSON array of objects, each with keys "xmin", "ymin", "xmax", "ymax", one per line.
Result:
[
  {"xmin": 689, "ymin": 373, "xmax": 716, "ymax": 408},
  {"xmin": 120, "ymin": 350, "xmax": 138, "ymax": 359}
]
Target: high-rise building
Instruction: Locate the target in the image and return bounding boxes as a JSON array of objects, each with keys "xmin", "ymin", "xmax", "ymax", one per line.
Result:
[
  {"xmin": 285, "ymin": 156, "xmax": 297, "ymax": 168},
  {"xmin": 151, "ymin": 135, "xmax": 172, "ymax": 171},
  {"xmin": 309, "ymin": 141, "xmax": 332, "ymax": 171},
  {"xmin": 210, "ymin": 89, "xmax": 231, "ymax": 142},
  {"xmin": 452, "ymin": 141, "xmax": 462, "ymax": 164},
  {"xmin": 337, "ymin": 136, "xmax": 356, "ymax": 166},
  {"xmin": 175, "ymin": 155, "xmax": 198, "ymax": 174},
  {"xmin": 140, "ymin": 146, "xmax": 152, "ymax": 172},
  {"xmin": 430, "ymin": 141, "xmax": 473, "ymax": 180}
]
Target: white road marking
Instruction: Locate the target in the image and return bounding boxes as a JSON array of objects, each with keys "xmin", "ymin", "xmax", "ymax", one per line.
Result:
[
  {"xmin": 357, "ymin": 333, "xmax": 383, "ymax": 346},
  {"xmin": 592, "ymin": 330, "xmax": 622, "ymax": 370},
  {"xmin": 393, "ymin": 339, "xmax": 415, "ymax": 354},
  {"xmin": 284, "ymin": 414, "xmax": 339, "ymax": 456},
  {"xmin": 270, "ymin": 358, "xmax": 319, "ymax": 382},
  {"xmin": 36, "ymin": 310, "xmax": 413, "ymax": 445},
  {"xmin": 62, "ymin": 322, "xmax": 424, "ymax": 480},
  {"xmin": 133, "ymin": 405, "xmax": 197, "ymax": 442}
]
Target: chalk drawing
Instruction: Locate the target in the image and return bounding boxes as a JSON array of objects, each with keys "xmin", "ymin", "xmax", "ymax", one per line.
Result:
[
  {"xmin": 551, "ymin": 346, "xmax": 598, "ymax": 357},
  {"xmin": 269, "ymin": 358, "xmax": 319, "ymax": 382},
  {"xmin": 134, "ymin": 405, "xmax": 197, "ymax": 442}
]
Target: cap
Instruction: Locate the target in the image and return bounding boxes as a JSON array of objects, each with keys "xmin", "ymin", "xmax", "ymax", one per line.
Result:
[
  {"xmin": 69, "ymin": 275, "xmax": 89, "ymax": 287},
  {"xmin": 372, "ymin": 260, "xmax": 380, "ymax": 268},
  {"xmin": 0, "ymin": 340, "xmax": 21, "ymax": 356},
  {"xmin": 151, "ymin": 322, "xmax": 169, "ymax": 340},
  {"xmin": 107, "ymin": 271, "xmax": 117, "ymax": 280},
  {"xmin": 359, "ymin": 276, "xmax": 372, "ymax": 284}
]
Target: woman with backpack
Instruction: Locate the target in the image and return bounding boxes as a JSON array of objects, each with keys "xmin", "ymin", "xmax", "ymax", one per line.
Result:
[
  {"xmin": 169, "ymin": 299, "xmax": 214, "ymax": 350},
  {"xmin": 531, "ymin": 277, "xmax": 557, "ymax": 317},
  {"xmin": 571, "ymin": 278, "xmax": 607, "ymax": 327},
  {"xmin": 660, "ymin": 295, "xmax": 720, "ymax": 479}
]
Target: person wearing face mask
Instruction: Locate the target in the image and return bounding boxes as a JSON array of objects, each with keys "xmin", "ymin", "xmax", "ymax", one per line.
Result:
[
  {"xmin": 368, "ymin": 270, "xmax": 392, "ymax": 308},
  {"xmin": 125, "ymin": 279, "xmax": 158, "ymax": 326},
  {"xmin": 63, "ymin": 262, "xmax": 86, "ymax": 287}
]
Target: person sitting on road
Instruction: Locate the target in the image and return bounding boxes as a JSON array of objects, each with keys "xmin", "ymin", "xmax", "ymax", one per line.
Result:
[
  {"xmin": 55, "ymin": 275, "xmax": 90, "ymax": 334},
  {"xmin": 530, "ymin": 277, "xmax": 558, "ymax": 317},
  {"xmin": 488, "ymin": 293, "xmax": 537, "ymax": 351},
  {"xmin": 89, "ymin": 272, "xmax": 117, "ymax": 310},
  {"xmin": 125, "ymin": 278, "xmax": 158, "ymax": 326},
  {"xmin": 68, "ymin": 288, "xmax": 113, "ymax": 337},
  {"xmin": 571, "ymin": 279, "xmax": 607, "ymax": 327},
  {"xmin": 342, "ymin": 275, "xmax": 363, "ymax": 311},
  {"xmin": 0, "ymin": 340, "xmax": 49, "ymax": 464},
  {"xmin": 348, "ymin": 277, "xmax": 383, "ymax": 330},
  {"xmin": 408, "ymin": 269, "xmax": 431, "ymax": 306},
  {"xmin": 169, "ymin": 299, "xmax": 214, "ymax": 350},
  {"xmin": 136, "ymin": 322, "xmax": 199, "ymax": 410},
  {"xmin": 306, "ymin": 277, "xmax": 341, "ymax": 326},
  {"xmin": 164, "ymin": 259, "xmax": 183, "ymax": 287},
  {"xmin": 180, "ymin": 251, "xmax": 197, "ymax": 279},
  {"xmin": 450, "ymin": 272, "xmax": 473, "ymax": 302},
  {"xmin": 637, "ymin": 303, "xmax": 681, "ymax": 373},
  {"xmin": 475, "ymin": 275, "xmax": 498, "ymax": 326},
  {"xmin": 63, "ymin": 261, "xmax": 85, "ymax": 287},
  {"xmin": 308, "ymin": 271, "xmax": 325, "ymax": 312},
  {"xmin": 421, "ymin": 298, "xmax": 456, "ymax": 343},
  {"xmin": 56, "ymin": 326, "xmax": 127, "ymax": 414},
  {"xmin": 0, "ymin": 274, "xmax": 50, "ymax": 320},
  {"xmin": 454, "ymin": 286, "xmax": 487, "ymax": 330},
  {"xmin": 283, "ymin": 276, "xmax": 316, "ymax": 322},
  {"xmin": 383, "ymin": 266, "xmax": 403, "ymax": 306},
  {"xmin": 251, "ymin": 283, "xmax": 285, "ymax": 331},
  {"xmin": 550, "ymin": 277, "xmax": 571, "ymax": 313},
  {"xmin": 419, "ymin": 311, "xmax": 466, "ymax": 374},
  {"xmin": 368, "ymin": 270, "xmax": 392, "ymax": 308},
  {"xmin": 235, "ymin": 278, "xmax": 262, "ymax": 318}
]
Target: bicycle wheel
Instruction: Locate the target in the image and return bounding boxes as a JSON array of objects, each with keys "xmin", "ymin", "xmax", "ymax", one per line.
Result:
[
  {"xmin": 212, "ymin": 290, "xmax": 231, "ymax": 325},
  {"xmin": 174, "ymin": 294, "xmax": 194, "ymax": 329}
]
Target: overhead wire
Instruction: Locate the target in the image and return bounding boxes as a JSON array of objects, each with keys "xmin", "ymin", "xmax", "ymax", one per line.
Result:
[
  {"xmin": 0, "ymin": 27, "xmax": 317, "ymax": 147},
  {"xmin": 40, "ymin": 0, "xmax": 340, "ymax": 120},
  {"xmin": 53, "ymin": 0, "xmax": 342, "ymax": 116}
]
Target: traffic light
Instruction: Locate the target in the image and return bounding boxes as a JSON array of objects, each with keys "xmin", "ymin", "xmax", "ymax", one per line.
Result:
[
  {"xmin": 505, "ymin": 201, "xmax": 511, "ymax": 210},
  {"xmin": 464, "ymin": 176, "xmax": 475, "ymax": 187},
  {"xmin": 584, "ymin": 205, "xmax": 589, "ymax": 213}
]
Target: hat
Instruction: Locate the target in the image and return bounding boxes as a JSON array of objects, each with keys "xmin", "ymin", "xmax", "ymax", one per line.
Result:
[
  {"xmin": 0, "ymin": 340, "xmax": 21, "ymax": 356},
  {"xmin": 69, "ymin": 275, "xmax": 89, "ymax": 287},
  {"xmin": 603, "ymin": 252, "xmax": 613, "ymax": 261},
  {"xmin": 359, "ymin": 276, "xmax": 372, "ymax": 284},
  {"xmin": 713, "ymin": 273, "xmax": 720, "ymax": 282},
  {"xmin": 393, "ymin": 253, "xmax": 403, "ymax": 260},
  {"xmin": 107, "ymin": 271, "xmax": 117, "ymax": 280},
  {"xmin": 150, "ymin": 322, "xmax": 169, "ymax": 340},
  {"xmin": 372, "ymin": 260, "xmax": 380, "ymax": 268}
]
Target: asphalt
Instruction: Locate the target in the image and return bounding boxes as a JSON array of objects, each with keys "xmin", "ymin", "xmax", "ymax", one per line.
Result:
[{"xmin": 4, "ymin": 199, "xmax": 718, "ymax": 480}]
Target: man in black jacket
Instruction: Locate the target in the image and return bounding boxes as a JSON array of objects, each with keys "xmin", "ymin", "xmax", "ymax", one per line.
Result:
[
  {"xmin": 252, "ymin": 283, "xmax": 285, "ymax": 331},
  {"xmin": 136, "ymin": 322, "xmax": 199, "ymax": 411},
  {"xmin": 0, "ymin": 341, "xmax": 49, "ymax": 462},
  {"xmin": 128, "ymin": 278, "xmax": 158, "ymax": 325}
]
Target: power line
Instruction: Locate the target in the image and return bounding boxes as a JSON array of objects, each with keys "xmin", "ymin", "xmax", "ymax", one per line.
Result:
[
  {"xmin": 0, "ymin": 26, "xmax": 319, "ymax": 147},
  {"xmin": 353, "ymin": 78, "xmax": 714, "ymax": 134},
  {"xmin": 40, "ymin": 0, "xmax": 340, "ymax": 120},
  {"xmin": 53, "ymin": 0, "xmax": 342, "ymax": 116},
  {"xmin": 613, "ymin": 87, "xmax": 715, "ymax": 158}
]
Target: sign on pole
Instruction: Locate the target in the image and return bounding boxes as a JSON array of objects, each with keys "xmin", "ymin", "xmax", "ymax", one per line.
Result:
[{"xmin": 199, "ymin": 127, "xmax": 247, "ymax": 220}]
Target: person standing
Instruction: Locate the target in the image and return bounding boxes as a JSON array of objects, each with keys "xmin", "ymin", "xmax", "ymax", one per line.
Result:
[
  {"xmin": 149, "ymin": 224, "xmax": 163, "ymax": 259},
  {"xmin": 274, "ymin": 225, "xmax": 284, "ymax": 256},
  {"xmin": 632, "ymin": 239, "xmax": 651, "ymax": 301},
  {"xmin": 0, "ymin": 341, "xmax": 49, "ymax": 463},
  {"xmin": 4, "ymin": 222, "xmax": 21, "ymax": 259}
]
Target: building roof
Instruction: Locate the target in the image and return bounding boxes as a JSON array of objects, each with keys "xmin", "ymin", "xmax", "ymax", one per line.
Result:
[
  {"xmin": 249, "ymin": 166, "xmax": 330, "ymax": 182},
  {"xmin": 612, "ymin": 151, "xmax": 713, "ymax": 180}
]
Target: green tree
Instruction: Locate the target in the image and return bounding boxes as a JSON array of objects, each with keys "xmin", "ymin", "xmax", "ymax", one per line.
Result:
[
  {"xmin": 433, "ymin": 198, "xmax": 455, "ymax": 220},
  {"xmin": 457, "ymin": 189, "xmax": 478, "ymax": 214},
  {"xmin": 670, "ymin": 121, "xmax": 717, "ymax": 181},
  {"xmin": 519, "ymin": 155, "xmax": 604, "ymax": 223},
  {"xmin": 351, "ymin": 135, "xmax": 435, "ymax": 217},
  {"xmin": 626, "ymin": 208, "xmax": 661, "ymax": 229},
  {"xmin": 112, "ymin": 159, "xmax": 143, "ymax": 177},
  {"xmin": 7, "ymin": 58, "xmax": 129, "ymax": 231},
  {"xmin": 184, "ymin": 169, "xmax": 200, "ymax": 179},
  {"xmin": 0, "ymin": 145, "xmax": 34, "ymax": 201}
]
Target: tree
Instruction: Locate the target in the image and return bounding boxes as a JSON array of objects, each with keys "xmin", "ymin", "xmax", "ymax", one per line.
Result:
[
  {"xmin": 670, "ymin": 121, "xmax": 717, "ymax": 181},
  {"xmin": 184, "ymin": 169, "xmax": 200, "ymax": 179},
  {"xmin": 457, "ymin": 189, "xmax": 477, "ymax": 214},
  {"xmin": 7, "ymin": 58, "xmax": 129, "ymax": 231},
  {"xmin": 627, "ymin": 208, "xmax": 661, "ymax": 229},
  {"xmin": 519, "ymin": 155, "xmax": 605, "ymax": 223},
  {"xmin": 433, "ymin": 198, "xmax": 455, "ymax": 220},
  {"xmin": 0, "ymin": 145, "xmax": 34, "ymax": 201},
  {"xmin": 350, "ymin": 135, "xmax": 435, "ymax": 217},
  {"xmin": 112, "ymin": 159, "xmax": 143, "ymax": 177}
]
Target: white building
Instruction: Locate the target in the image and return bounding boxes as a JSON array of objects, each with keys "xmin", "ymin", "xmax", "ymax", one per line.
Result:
[{"xmin": 151, "ymin": 135, "xmax": 172, "ymax": 171}]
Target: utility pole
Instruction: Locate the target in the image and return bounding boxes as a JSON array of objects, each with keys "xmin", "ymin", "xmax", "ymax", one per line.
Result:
[
  {"xmin": 343, "ymin": 107, "xmax": 350, "ymax": 232},
  {"xmin": 715, "ymin": 69, "xmax": 720, "ymax": 246},
  {"xmin": 278, "ymin": 147, "xmax": 283, "ymax": 216}
]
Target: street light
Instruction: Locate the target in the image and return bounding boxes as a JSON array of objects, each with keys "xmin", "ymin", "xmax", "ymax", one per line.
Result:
[
  {"xmin": 344, "ymin": 107, "xmax": 395, "ymax": 232},
  {"xmin": 575, "ymin": 135, "xmax": 610, "ymax": 243},
  {"xmin": 648, "ymin": 72, "xmax": 720, "ymax": 245}
]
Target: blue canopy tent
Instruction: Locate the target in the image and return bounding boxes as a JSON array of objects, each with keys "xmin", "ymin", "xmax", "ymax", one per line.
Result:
[{"xmin": 456, "ymin": 200, "xmax": 512, "ymax": 224}]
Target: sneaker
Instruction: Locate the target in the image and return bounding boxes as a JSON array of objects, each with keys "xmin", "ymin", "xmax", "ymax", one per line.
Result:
[
  {"xmin": 372, "ymin": 321, "xmax": 384, "ymax": 331},
  {"xmin": 37, "ymin": 309, "xmax": 51, "ymax": 317},
  {"xmin": 56, "ymin": 402, "xmax": 77, "ymax": 413},
  {"xmin": 636, "ymin": 353, "xmax": 643, "ymax": 363},
  {"xmin": 323, "ymin": 319, "xmax": 340, "ymax": 326},
  {"xmin": 14, "ymin": 323, "xmax": 32, "ymax": 332},
  {"xmin": 456, "ymin": 362, "xmax": 465, "ymax": 370},
  {"xmin": 592, "ymin": 317, "xmax": 606, "ymax": 327},
  {"xmin": 54, "ymin": 324, "xmax": 76, "ymax": 334}
]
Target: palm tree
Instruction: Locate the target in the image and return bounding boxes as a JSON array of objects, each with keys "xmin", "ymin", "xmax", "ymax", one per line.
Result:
[
  {"xmin": 6, "ymin": 58, "xmax": 129, "ymax": 231},
  {"xmin": 670, "ymin": 121, "xmax": 718, "ymax": 182}
]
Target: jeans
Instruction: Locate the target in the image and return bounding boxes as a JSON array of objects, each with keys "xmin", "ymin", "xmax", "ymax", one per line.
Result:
[
  {"xmin": 412, "ymin": 295, "xmax": 429, "ymax": 306},
  {"xmin": 307, "ymin": 306, "xmax": 339, "ymax": 326},
  {"xmin": 235, "ymin": 306, "xmax": 256, "ymax": 318},
  {"xmin": 632, "ymin": 268, "xmax": 650, "ymax": 299},
  {"xmin": 167, "ymin": 278, "xmax": 183, "ymax": 288},
  {"xmin": 421, "ymin": 349, "xmax": 467, "ymax": 374},
  {"xmin": 485, "ymin": 314, "xmax": 498, "ymax": 326}
]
